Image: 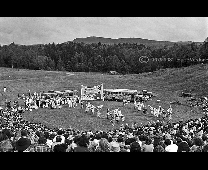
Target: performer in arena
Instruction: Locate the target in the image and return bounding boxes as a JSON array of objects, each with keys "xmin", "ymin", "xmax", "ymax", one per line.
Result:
[
  {"xmin": 80, "ymin": 101, "xmax": 84, "ymax": 109},
  {"xmin": 106, "ymin": 108, "xmax": 110, "ymax": 119},
  {"xmin": 3, "ymin": 87, "xmax": 6, "ymax": 93}
]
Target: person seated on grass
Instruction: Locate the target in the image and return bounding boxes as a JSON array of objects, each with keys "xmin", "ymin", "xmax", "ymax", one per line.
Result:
[
  {"xmin": 51, "ymin": 135, "xmax": 63, "ymax": 151},
  {"xmin": 0, "ymin": 131, "xmax": 14, "ymax": 152},
  {"xmin": 53, "ymin": 142, "xmax": 68, "ymax": 152},
  {"xmin": 88, "ymin": 139, "xmax": 99, "ymax": 152},
  {"xmin": 97, "ymin": 138, "xmax": 110, "ymax": 152},
  {"xmin": 176, "ymin": 137, "xmax": 190, "ymax": 152},
  {"xmin": 190, "ymin": 137, "xmax": 204, "ymax": 152},
  {"xmin": 130, "ymin": 141, "xmax": 142, "ymax": 152},
  {"xmin": 34, "ymin": 135, "xmax": 51, "ymax": 152},
  {"xmin": 66, "ymin": 135, "xmax": 78, "ymax": 152},
  {"xmin": 73, "ymin": 134, "xmax": 89, "ymax": 152},
  {"xmin": 15, "ymin": 130, "xmax": 31, "ymax": 152},
  {"xmin": 25, "ymin": 136, "xmax": 51, "ymax": 152},
  {"xmin": 153, "ymin": 144, "xmax": 165, "ymax": 152},
  {"xmin": 164, "ymin": 138, "xmax": 178, "ymax": 152},
  {"xmin": 142, "ymin": 137, "xmax": 154, "ymax": 152},
  {"xmin": 53, "ymin": 129, "xmax": 65, "ymax": 144},
  {"xmin": 202, "ymin": 144, "xmax": 208, "ymax": 152}
]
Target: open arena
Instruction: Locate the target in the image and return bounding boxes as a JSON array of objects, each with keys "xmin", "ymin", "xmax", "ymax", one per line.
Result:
[
  {"xmin": 0, "ymin": 67, "xmax": 204, "ymax": 131},
  {"xmin": 1, "ymin": 65, "xmax": 208, "ymax": 152}
]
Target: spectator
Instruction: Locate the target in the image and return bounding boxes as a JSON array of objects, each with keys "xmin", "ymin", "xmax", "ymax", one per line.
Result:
[
  {"xmin": 177, "ymin": 137, "xmax": 190, "ymax": 152},
  {"xmin": 32, "ymin": 136, "xmax": 51, "ymax": 152},
  {"xmin": 96, "ymin": 138, "xmax": 111, "ymax": 152},
  {"xmin": 46, "ymin": 133, "xmax": 55, "ymax": 148},
  {"xmin": 130, "ymin": 141, "xmax": 141, "ymax": 152},
  {"xmin": 0, "ymin": 132, "xmax": 13, "ymax": 152},
  {"xmin": 202, "ymin": 134, "xmax": 208, "ymax": 145},
  {"xmin": 15, "ymin": 130, "xmax": 31, "ymax": 152},
  {"xmin": 53, "ymin": 129, "xmax": 65, "ymax": 144},
  {"xmin": 190, "ymin": 137, "xmax": 204, "ymax": 152},
  {"xmin": 52, "ymin": 136, "xmax": 63, "ymax": 151},
  {"xmin": 164, "ymin": 139, "xmax": 178, "ymax": 152},
  {"xmin": 202, "ymin": 144, "xmax": 208, "ymax": 152},
  {"xmin": 74, "ymin": 135, "xmax": 89, "ymax": 152},
  {"xmin": 67, "ymin": 135, "xmax": 78, "ymax": 152},
  {"xmin": 53, "ymin": 143, "xmax": 68, "ymax": 152},
  {"xmin": 142, "ymin": 137, "xmax": 154, "ymax": 152},
  {"xmin": 110, "ymin": 142, "xmax": 120, "ymax": 152},
  {"xmin": 153, "ymin": 145, "xmax": 165, "ymax": 152}
]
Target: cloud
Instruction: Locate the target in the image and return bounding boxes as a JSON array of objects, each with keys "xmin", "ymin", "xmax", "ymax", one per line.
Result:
[
  {"xmin": 0, "ymin": 17, "xmax": 207, "ymax": 45},
  {"xmin": 0, "ymin": 17, "xmax": 59, "ymax": 45}
]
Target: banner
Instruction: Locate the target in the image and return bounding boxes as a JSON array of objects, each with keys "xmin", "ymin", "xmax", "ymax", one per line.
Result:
[{"xmin": 81, "ymin": 84, "xmax": 104, "ymax": 101}]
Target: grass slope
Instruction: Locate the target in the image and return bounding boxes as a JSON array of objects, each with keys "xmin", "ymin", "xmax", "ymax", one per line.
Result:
[{"xmin": 0, "ymin": 64, "xmax": 207, "ymax": 131}]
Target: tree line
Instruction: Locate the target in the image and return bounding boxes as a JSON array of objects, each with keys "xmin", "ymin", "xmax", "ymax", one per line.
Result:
[{"xmin": 0, "ymin": 38, "xmax": 207, "ymax": 74}]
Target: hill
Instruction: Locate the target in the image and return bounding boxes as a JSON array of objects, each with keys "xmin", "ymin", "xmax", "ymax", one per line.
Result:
[{"xmin": 73, "ymin": 36, "xmax": 196, "ymax": 47}]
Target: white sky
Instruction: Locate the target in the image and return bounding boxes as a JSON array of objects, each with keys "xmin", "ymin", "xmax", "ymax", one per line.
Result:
[{"xmin": 0, "ymin": 17, "xmax": 207, "ymax": 45}]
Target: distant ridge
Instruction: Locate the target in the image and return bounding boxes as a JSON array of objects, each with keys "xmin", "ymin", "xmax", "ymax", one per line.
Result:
[{"xmin": 73, "ymin": 36, "xmax": 197, "ymax": 47}]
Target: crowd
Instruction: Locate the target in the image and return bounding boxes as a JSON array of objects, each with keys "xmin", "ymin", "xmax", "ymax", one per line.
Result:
[
  {"xmin": 1, "ymin": 98, "xmax": 208, "ymax": 152},
  {"xmin": 187, "ymin": 97, "xmax": 208, "ymax": 114},
  {"xmin": 1, "ymin": 87, "xmax": 208, "ymax": 152},
  {"xmin": 18, "ymin": 92, "xmax": 80, "ymax": 111}
]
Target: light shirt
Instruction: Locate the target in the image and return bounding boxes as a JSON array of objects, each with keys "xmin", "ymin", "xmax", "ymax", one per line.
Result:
[
  {"xmin": 165, "ymin": 143, "xmax": 178, "ymax": 152},
  {"xmin": 46, "ymin": 139, "xmax": 53, "ymax": 148},
  {"xmin": 143, "ymin": 144, "xmax": 154, "ymax": 152}
]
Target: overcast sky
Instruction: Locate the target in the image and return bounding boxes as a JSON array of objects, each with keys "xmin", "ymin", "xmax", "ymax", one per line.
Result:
[{"xmin": 0, "ymin": 17, "xmax": 207, "ymax": 45}]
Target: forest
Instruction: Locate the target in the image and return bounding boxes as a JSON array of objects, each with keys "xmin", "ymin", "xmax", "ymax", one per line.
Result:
[{"xmin": 0, "ymin": 37, "xmax": 207, "ymax": 74}]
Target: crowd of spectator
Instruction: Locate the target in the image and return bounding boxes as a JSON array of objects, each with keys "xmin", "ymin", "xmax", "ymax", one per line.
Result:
[{"xmin": 1, "ymin": 101, "xmax": 208, "ymax": 152}]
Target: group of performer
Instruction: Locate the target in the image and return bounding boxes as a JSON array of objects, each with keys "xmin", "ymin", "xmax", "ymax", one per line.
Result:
[
  {"xmin": 84, "ymin": 102, "xmax": 103, "ymax": 117},
  {"xmin": 18, "ymin": 92, "xmax": 80, "ymax": 111},
  {"xmin": 84, "ymin": 102, "xmax": 125, "ymax": 125},
  {"xmin": 1, "ymin": 86, "xmax": 173, "ymax": 126},
  {"xmin": 106, "ymin": 108, "xmax": 125, "ymax": 125},
  {"xmin": 133, "ymin": 99, "xmax": 173, "ymax": 121}
]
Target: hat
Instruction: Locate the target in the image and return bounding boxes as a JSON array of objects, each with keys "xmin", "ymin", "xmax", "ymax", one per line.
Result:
[
  {"xmin": 16, "ymin": 138, "xmax": 31, "ymax": 152},
  {"xmin": 110, "ymin": 142, "xmax": 120, "ymax": 152}
]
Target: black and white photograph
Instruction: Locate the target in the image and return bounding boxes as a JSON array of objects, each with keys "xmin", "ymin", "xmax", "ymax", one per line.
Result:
[{"xmin": 0, "ymin": 17, "xmax": 208, "ymax": 152}]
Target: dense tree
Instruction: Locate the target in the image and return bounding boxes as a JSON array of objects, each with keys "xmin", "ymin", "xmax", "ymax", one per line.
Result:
[{"xmin": 0, "ymin": 38, "xmax": 207, "ymax": 74}]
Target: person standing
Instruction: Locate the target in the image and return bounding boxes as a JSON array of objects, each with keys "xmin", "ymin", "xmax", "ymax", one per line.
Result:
[
  {"xmin": 80, "ymin": 101, "xmax": 84, "ymax": 109},
  {"xmin": 3, "ymin": 87, "xmax": 6, "ymax": 93},
  {"xmin": 106, "ymin": 108, "xmax": 110, "ymax": 119},
  {"xmin": 143, "ymin": 107, "xmax": 147, "ymax": 114}
]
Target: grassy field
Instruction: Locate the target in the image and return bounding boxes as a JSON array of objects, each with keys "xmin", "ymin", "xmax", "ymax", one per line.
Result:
[{"xmin": 0, "ymin": 64, "xmax": 207, "ymax": 131}]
